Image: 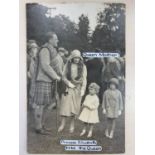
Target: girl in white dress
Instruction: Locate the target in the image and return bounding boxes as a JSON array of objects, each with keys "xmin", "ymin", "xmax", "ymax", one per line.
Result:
[{"xmin": 79, "ymin": 83, "xmax": 100, "ymax": 138}]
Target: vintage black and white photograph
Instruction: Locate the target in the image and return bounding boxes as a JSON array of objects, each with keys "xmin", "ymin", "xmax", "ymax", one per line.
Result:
[{"xmin": 26, "ymin": 1, "xmax": 126, "ymax": 154}]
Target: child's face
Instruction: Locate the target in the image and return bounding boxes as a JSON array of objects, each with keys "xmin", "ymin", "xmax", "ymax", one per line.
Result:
[
  {"xmin": 110, "ymin": 83, "xmax": 116, "ymax": 90},
  {"xmin": 89, "ymin": 88, "xmax": 96, "ymax": 95},
  {"xmin": 73, "ymin": 57, "xmax": 80, "ymax": 64}
]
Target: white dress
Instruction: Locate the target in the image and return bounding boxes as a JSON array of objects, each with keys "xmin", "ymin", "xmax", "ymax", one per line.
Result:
[{"xmin": 78, "ymin": 94, "xmax": 100, "ymax": 124}]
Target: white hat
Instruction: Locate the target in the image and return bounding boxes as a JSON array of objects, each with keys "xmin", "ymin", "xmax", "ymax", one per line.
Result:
[{"xmin": 70, "ymin": 49, "xmax": 83, "ymax": 60}]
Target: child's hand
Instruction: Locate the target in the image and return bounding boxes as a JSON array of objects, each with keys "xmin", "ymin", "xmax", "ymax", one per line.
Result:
[
  {"xmin": 102, "ymin": 109, "xmax": 106, "ymax": 114},
  {"xmin": 80, "ymin": 90, "xmax": 85, "ymax": 97},
  {"xmin": 118, "ymin": 110, "xmax": 122, "ymax": 116}
]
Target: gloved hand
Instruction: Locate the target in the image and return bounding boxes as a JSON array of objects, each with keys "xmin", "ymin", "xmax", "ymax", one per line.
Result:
[
  {"xmin": 68, "ymin": 82, "xmax": 76, "ymax": 88},
  {"xmin": 102, "ymin": 109, "xmax": 106, "ymax": 114}
]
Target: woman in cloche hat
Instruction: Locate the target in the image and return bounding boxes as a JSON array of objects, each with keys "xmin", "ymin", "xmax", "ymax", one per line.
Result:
[{"xmin": 58, "ymin": 49, "xmax": 87, "ymax": 133}]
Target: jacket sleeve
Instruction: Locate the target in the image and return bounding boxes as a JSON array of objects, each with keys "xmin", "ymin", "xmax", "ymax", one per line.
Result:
[
  {"xmin": 102, "ymin": 92, "xmax": 107, "ymax": 109},
  {"xmin": 40, "ymin": 48, "xmax": 59, "ymax": 80},
  {"xmin": 119, "ymin": 91, "xmax": 123, "ymax": 110},
  {"xmin": 81, "ymin": 65, "xmax": 87, "ymax": 93}
]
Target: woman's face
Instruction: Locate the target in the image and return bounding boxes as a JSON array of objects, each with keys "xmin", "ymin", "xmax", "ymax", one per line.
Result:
[
  {"xmin": 89, "ymin": 88, "xmax": 96, "ymax": 95},
  {"xmin": 110, "ymin": 83, "xmax": 116, "ymax": 90},
  {"xmin": 30, "ymin": 48, "xmax": 38, "ymax": 58},
  {"xmin": 73, "ymin": 57, "xmax": 80, "ymax": 64}
]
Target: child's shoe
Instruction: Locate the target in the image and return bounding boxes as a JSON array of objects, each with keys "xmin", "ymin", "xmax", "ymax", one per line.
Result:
[
  {"xmin": 109, "ymin": 130, "xmax": 114, "ymax": 139},
  {"xmin": 69, "ymin": 123, "xmax": 75, "ymax": 133},
  {"xmin": 105, "ymin": 129, "xmax": 109, "ymax": 137},
  {"xmin": 80, "ymin": 129, "xmax": 86, "ymax": 136},
  {"xmin": 87, "ymin": 131, "xmax": 92, "ymax": 138},
  {"xmin": 69, "ymin": 127, "xmax": 74, "ymax": 133}
]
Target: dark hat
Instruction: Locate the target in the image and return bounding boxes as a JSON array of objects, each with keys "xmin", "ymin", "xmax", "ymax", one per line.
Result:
[{"xmin": 109, "ymin": 78, "xmax": 119, "ymax": 86}]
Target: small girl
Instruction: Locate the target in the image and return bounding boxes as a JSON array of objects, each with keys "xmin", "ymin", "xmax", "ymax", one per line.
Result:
[
  {"xmin": 102, "ymin": 78, "xmax": 123, "ymax": 139},
  {"xmin": 79, "ymin": 83, "xmax": 100, "ymax": 138}
]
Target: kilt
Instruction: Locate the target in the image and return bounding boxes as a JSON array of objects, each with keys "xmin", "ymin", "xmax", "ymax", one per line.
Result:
[{"xmin": 33, "ymin": 81, "xmax": 55, "ymax": 105}]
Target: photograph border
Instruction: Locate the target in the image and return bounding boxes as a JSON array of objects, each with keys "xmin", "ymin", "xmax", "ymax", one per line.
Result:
[{"xmin": 19, "ymin": 0, "xmax": 135, "ymax": 155}]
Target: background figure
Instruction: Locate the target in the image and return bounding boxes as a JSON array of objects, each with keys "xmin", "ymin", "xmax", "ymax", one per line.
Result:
[
  {"xmin": 116, "ymin": 56, "xmax": 125, "ymax": 100},
  {"xmin": 33, "ymin": 32, "xmax": 62, "ymax": 135},
  {"xmin": 101, "ymin": 57, "xmax": 123, "ymax": 102},
  {"xmin": 58, "ymin": 47, "xmax": 69, "ymax": 64},
  {"xmin": 27, "ymin": 40, "xmax": 39, "ymax": 108},
  {"xmin": 58, "ymin": 50, "xmax": 87, "ymax": 133}
]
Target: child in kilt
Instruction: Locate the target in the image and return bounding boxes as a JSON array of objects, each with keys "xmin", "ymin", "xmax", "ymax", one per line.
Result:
[
  {"xmin": 102, "ymin": 78, "xmax": 123, "ymax": 139},
  {"xmin": 79, "ymin": 83, "xmax": 100, "ymax": 138}
]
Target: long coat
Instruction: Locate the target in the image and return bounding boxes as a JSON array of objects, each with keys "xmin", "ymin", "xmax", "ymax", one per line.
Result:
[
  {"xmin": 79, "ymin": 94, "xmax": 100, "ymax": 124},
  {"xmin": 102, "ymin": 89, "xmax": 123, "ymax": 118},
  {"xmin": 59, "ymin": 62, "xmax": 87, "ymax": 117}
]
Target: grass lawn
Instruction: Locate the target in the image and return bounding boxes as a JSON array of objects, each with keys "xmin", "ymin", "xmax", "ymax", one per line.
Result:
[{"xmin": 27, "ymin": 105, "xmax": 125, "ymax": 154}]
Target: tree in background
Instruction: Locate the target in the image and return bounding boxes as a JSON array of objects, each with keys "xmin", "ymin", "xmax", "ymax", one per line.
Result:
[
  {"xmin": 26, "ymin": 4, "xmax": 86, "ymax": 52},
  {"xmin": 92, "ymin": 3, "xmax": 125, "ymax": 56},
  {"xmin": 48, "ymin": 14, "xmax": 80, "ymax": 51},
  {"xmin": 77, "ymin": 14, "xmax": 91, "ymax": 52},
  {"xmin": 26, "ymin": 3, "xmax": 49, "ymax": 45},
  {"xmin": 26, "ymin": 3, "xmax": 125, "ymax": 56}
]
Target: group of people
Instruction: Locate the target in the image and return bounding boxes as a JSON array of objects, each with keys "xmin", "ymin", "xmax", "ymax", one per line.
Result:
[{"xmin": 27, "ymin": 31, "xmax": 125, "ymax": 139}]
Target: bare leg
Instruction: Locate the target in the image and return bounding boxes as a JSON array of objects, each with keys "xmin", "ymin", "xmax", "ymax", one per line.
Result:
[
  {"xmin": 105, "ymin": 118, "xmax": 112, "ymax": 137},
  {"xmin": 80, "ymin": 123, "xmax": 87, "ymax": 136},
  {"xmin": 109, "ymin": 119, "xmax": 116, "ymax": 139},
  {"xmin": 69, "ymin": 116, "xmax": 75, "ymax": 133},
  {"xmin": 87, "ymin": 124, "xmax": 94, "ymax": 138},
  {"xmin": 34, "ymin": 105, "xmax": 44, "ymax": 130},
  {"xmin": 58, "ymin": 116, "xmax": 66, "ymax": 132}
]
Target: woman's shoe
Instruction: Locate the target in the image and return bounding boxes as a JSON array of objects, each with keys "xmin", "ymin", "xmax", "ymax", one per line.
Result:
[
  {"xmin": 69, "ymin": 127, "xmax": 74, "ymax": 133},
  {"xmin": 105, "ymin": 129, "xmax": 109, "ymax": 137},
  {"xmin": 58, "ymin": 125, "xmax": 64, "ymax": 132},
  {"xmin": 109, "ymin": 130, "xmax": 114, "ymax": 139},
  {"xmin": 80, "ymin": 130, "xmax": 86, "ymax": 136},
  {"xmin": 87, "ymin": 131, "xmax": 92, "ymax": 138}
]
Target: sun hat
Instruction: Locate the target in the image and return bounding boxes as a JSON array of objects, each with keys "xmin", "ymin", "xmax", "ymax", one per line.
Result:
[
  {"xmin": 70, "ymin": 49, "xmax": 83, "ymax": 60},
  {"xmin": 109, "ymin": 78, "xmax": 119, "ymax": 86}
]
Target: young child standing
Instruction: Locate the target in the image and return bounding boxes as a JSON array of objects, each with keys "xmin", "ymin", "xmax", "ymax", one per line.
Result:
[
  {"xmin": 102, "ymin": 78, "xmax": 123, "ymax": 139},
  {"xmin": 78, "ymin": 83, "xmax": 100, "ymax": 138}
]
